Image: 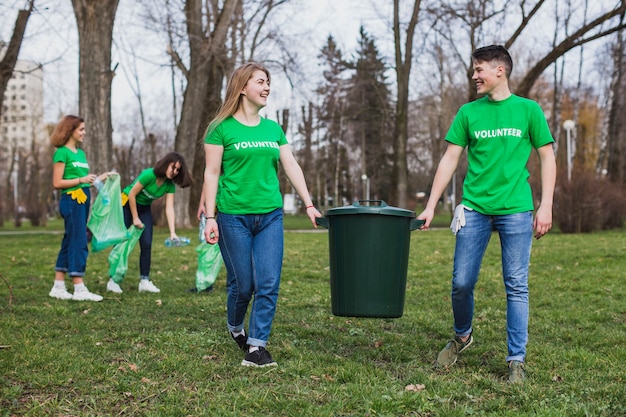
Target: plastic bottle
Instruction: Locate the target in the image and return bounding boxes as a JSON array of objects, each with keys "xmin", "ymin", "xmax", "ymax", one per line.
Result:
[
  {"xmin": 198, "ymin": 214, "xmax": 206, "ymax": 242},
  {"xmin": 164, "ymin": 237, "xmax": 191, "ymax": 247},
  {"xmin": 93, "ymin": 177, "xmax": 104, "ymax": 191}
]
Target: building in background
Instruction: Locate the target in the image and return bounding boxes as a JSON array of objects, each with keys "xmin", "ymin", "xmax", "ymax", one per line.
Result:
[{"xmin": 0, "ymin": 59, "xmax": 48, "ymax": 218}]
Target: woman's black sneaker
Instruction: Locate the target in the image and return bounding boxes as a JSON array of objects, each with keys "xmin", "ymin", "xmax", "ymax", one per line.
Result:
[
  {"xmin": 187, "ymin": 285, "xmax": 213, "ymax": 293},
  {"xmin": 241, "ymin": 347, "xmax": 277, "ymax": 367},
  {"xmin": 230, "ymin": 331, "xmax": 248, "ymax": 351}
]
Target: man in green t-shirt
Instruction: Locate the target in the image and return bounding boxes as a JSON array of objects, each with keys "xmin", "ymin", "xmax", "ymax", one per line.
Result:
[{"xmin": 417, "ymin": 45, "xmax": 556, "ymax": 384}]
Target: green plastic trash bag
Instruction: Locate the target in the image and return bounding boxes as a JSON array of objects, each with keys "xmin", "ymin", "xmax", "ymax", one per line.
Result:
[
  {"xmin": 88, "ymin": 174, "xmax": 129, "ymax": 253},
  {"xmin": 108, "ymin": 225, "xmax": 143, "ymax": 284},
  {"xmin": 195, "ymin": 242, "xmax": 223, "ymax": 291}
]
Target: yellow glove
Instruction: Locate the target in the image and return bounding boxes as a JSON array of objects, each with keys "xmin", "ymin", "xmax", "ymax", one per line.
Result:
[{"xmin": 67, "ymin": 188, "xmax": 88, "ymax": 204}]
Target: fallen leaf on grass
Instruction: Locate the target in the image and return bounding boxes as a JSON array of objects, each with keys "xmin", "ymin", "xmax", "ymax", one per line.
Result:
[
  {"xmin": 155, "ymin": 299, "xmax": 162, "ymax": 306},
  {"xmin": 552, "ymin": 375, "xmax": 563, "ymax": 382},
  {"xmin": 118, "ymin": 363, "xmax": 139, "ymax": 372},
  {"xmin": 405, "ymin": 384, "xmax": 426, "ymax": 392}
]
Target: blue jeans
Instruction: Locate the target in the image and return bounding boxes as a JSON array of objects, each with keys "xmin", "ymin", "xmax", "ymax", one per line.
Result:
[
  {"xmin": 217, "ymin": 208, "xmax": 284, "ymax": 348},
  {"xmin": 55, "ymin": 190, "xmax": 91, "ymax": 277},
  {"xmin": 452, "ymin": 209, "xmax": 533, "ymax": 363},
  {"xmin": 123, "ymin": 203, "xmax": 153, "ymax": 279}
]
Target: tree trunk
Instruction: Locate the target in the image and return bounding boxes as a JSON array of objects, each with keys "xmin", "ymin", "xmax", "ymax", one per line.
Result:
[
  {"xmin": 392, "ymin": 0, "xmax": 421, "ymax": 209},
  {"xmin": 71, "ymin": 0, "xmax": 120, "ymax": 174},
  {"xmin": 171, "ymin": 0, "xmax": 238, "ymax": 227},
  {"xmin": 605, "ymin": 28, "xmax": 626, "ymax": 185},
  {"xmin": 0, "ymin": 1, "xmax": 33, "ymax": 225},
  {"xmin": 176, "ymin": 60, "xmax": 226, "ymax": 225},
  {"xmin": 0, "ymin": 1, "xmax": 33, "ymax": 121}
]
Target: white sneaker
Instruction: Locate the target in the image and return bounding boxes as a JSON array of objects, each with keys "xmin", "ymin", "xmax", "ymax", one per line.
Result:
[
  {"xmin": 72, "ymin": 287, "xmax": 104, "ymax": 302},
  {"xmin": 138, "ymin": 280, "xmax": 160, "ymax": 293},
  {"xmin": 49, "ymin": 286, "xmax": 73, "ymax": 300},
  {"xmin": 107, "ymin": 279, "xmax": 123, "ymax": 293}
]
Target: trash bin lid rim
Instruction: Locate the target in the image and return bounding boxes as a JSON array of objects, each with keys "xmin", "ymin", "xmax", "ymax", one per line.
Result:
[{"xmin": 323, "ymin": 204, "xmax": 416, "ymax": 217}]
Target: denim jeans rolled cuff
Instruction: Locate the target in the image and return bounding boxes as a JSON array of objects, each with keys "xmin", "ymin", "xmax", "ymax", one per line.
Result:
[
  {"xmin": 54, "ymin": 266, "xmax": 85, "ymax": 278},
  {"xmin": 246, "ymin": 337, "xmax": 267, "ymax": 348},
  {"xmin": 507, "ymin": 354, "xmax": 525, "ymax": 363},
  {"xmin": 455, "ymin": 329, "xmax": 473, "ymax": 338},
  {"xmin": 218, "ymin": 208, "xmax": 284, "ymax": 345},
  {"xmin": 227, "ymin": 323, "xmax": 245, "ymax": 333},
  {"xmin": 452, "ymin": 209, "xmax": 533, "ymax": 362}
]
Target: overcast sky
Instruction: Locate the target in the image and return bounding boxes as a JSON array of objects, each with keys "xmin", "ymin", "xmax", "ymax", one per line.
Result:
[
  {"xmin": 1, "ymin": 0, "xmax": 615, "ymax": 141},
  {"xmin": 2, "ymin": 0, "xmax": 382, "ymax": 129}
]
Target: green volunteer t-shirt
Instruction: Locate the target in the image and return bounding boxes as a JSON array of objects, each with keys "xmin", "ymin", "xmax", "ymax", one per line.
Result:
[
  {"xmin": 52, "ymin": 146, "xmax": 90, "ymax": 192},
  {"xmin": 204, "ymin": 116, "xmax": 288, "ymax": 214},
  {"xmin": 123, "ymin": 168, "xmax": 175, "ymax": 206},
  {"xmin": 445, "ymin": 94, "xmax": 554, "ymax": 215}
]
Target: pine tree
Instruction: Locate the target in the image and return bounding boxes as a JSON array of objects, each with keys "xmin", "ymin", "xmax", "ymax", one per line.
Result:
[
  {"xmin": 313, "ymin": 36, "xmax": 352, "ymax": 207},
  {"xmin": 344, "ymin": 27, "xmax": 394, "ymax": 202}
]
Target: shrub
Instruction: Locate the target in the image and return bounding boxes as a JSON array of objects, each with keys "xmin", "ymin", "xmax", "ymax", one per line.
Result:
[{"xmin": 553, "ymin": 168, "xmax": 626, "ymax": 233}]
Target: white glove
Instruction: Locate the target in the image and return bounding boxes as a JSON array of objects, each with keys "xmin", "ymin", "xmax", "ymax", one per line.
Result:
[{"xmin": 450, "ymin": 204, "xmax": 472, "ymax": 235}]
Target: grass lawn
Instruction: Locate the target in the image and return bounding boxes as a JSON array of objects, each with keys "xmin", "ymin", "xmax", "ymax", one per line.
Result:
[{"xmin": 0, "ymin": 221, "xmax": 624, "ymax": 416}]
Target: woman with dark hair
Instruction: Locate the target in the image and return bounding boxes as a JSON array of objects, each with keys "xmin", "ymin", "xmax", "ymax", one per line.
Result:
[
  {"xmin": 49, "ymin": 115, "xmax": 112, "ymax": 301},
  {"xmin": 106, "ymin": 152, "xmax": 193, "ymax": 294}
]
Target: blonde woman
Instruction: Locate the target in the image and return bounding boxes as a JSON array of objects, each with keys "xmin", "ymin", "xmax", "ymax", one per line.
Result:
[{"xmin": 202, "ymin": 63, "xmax": 321, "ymax": 367}]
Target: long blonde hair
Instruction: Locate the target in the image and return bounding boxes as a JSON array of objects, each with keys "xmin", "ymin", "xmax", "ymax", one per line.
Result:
[{"xmin": 204, "ymin": 62, "xmax": 270, "ymax": 138}]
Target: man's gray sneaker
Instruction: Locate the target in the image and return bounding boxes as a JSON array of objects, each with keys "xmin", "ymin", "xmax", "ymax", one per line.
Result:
[
  {"xmin": 508, "ymin": 360, "xmax": 525, "ymax": 384},
  {"xmin": 436, "ymin": 332, "xmax": 473, "ymax": 367}
]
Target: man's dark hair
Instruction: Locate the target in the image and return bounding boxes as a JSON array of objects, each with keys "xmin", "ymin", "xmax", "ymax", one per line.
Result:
[{"xmin": 472, "ymin": 45, "xmax": 513, "ymax": 78}]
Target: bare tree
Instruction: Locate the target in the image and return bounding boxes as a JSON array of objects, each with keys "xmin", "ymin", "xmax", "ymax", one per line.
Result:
[
  {"xmin": 392, "ymin": 0, "xmax": 422, "ymax": 208},
  {"xmin": 166, "ymin": 0, "xmax": 294, "ymax": 226},
  {"xmin": 0, "ymin": 0, "xmax": 33, "ymax": 121},
  {"xmin": 429, "ymin": 1, "xmax": 625, "ymax": 100},
  {"xmin": 71, "ymin": 0, "xmax": 120, "ymax": 174},
  {"xmin": 297, "ymin": 102, "xmax": 314, "ymax": 201},
  {"xmin": 604, "ymin": 21, "xmax": 626, "ymax": 185},
  {"xmin": 0, "ymin": 0, "xmax": 34, "ymax": 226},
  {"xmin": 168, "ymin": 0, "xmax": 238, "ymax": 227},
  {"xmin": 516, "ymin": 3, "xmax": 626, "ymax": 97}
]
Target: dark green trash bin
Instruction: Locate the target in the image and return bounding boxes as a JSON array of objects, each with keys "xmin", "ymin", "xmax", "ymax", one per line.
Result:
[{"xmin": 316, "ymin": 200, "xmax": 424, "ymax": 318}]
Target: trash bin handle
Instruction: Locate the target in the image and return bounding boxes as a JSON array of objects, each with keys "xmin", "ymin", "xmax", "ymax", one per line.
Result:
[
  {"xmin": 410, "ymin": 218, "xmax": 426, "ymax": 231},
  {"xmin": 316, "ymin": 217, "xmax": 329, "ymax": 229},
  {"xmin": 355, "ymin": 200, "xmax": 386, "ymax": 207}
]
